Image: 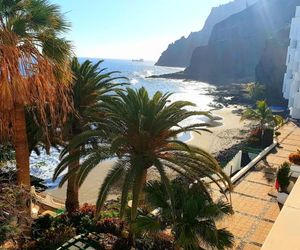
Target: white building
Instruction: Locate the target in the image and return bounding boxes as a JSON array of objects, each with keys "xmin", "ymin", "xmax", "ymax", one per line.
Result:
[{"xmin": 283, "ymin": 6, "xmax": 300, "ymax": 119}]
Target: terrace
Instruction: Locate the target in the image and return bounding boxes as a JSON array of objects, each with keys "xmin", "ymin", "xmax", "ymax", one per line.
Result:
[
  {"xmin": 54, "ymin": 122, "xmax": 300, "ymax": 250},
  {"xmin": 214, "ymin": 122, "xmax": 299, "ymax": 249}
]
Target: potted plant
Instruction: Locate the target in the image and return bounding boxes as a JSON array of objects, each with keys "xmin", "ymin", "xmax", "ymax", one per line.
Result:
[
  {"xmin": 276, "ymin": 162, "xmax": 294, "ymax": 204},
  {"xmin": 289, "ymin": 150, "xmax": 300, "ymax": 165},
  {"xmin": 241, "ymin": 100, "xmax": 283, "ymax": 147},
  {"xmin": 262, "ymin": 127, "xmax": 274, "ymax": 147}
]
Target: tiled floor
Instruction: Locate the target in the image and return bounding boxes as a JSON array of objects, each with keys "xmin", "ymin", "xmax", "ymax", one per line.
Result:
[
  {"xmin": 230, "ymin": 194, "xmax": 267, "ymax": 217},
  {"xmin": 235, "ymin": 181, "xmax": 273, "ymax": 200},
  {"xmin": 215, "ymin": 122, "xmax": 300, "ymax": 250},
  {"xmin": 243, "ymin": 243, "xmax": 261, "ymax": 250},
  {"xmin": 263, "ymin": 203, "xmax": 281, "ymax": 221},
  {"xmin": 244, "ymin": 171, "xmax": 275, "ymax": 184},
  {"xmin": 218, "ymin": 213, "xmax": 254, "ymax": 239},
  {"xmin": 250, "ymin": 220, "xmax": 274, "ymax": 245}
]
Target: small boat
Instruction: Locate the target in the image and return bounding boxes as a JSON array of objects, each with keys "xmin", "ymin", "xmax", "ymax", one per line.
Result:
[{"xmin": 132, "ymin": 59, "xmax": 144, "ymax": 62}]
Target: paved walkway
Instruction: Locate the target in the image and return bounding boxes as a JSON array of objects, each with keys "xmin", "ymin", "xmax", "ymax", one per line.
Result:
[{"xmin": 216, "ymin": 122, "xmax": 300, "ymax": 250}]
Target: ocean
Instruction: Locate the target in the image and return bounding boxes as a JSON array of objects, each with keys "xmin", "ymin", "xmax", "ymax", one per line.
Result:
[
  {"xmin": 29, "ymin": 58, "xmax": 216, "ymax": 186},
  {"xmin": 91, "ymin": 58, "xmax": 215, "ymax": 111}
]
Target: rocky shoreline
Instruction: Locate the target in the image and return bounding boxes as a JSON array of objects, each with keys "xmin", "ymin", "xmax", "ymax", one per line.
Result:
[
  {"xmin": 148, "ymin": 71, "xmax": 190, "ymax": 81},
  {"xmin": 149, "ymin": 72, "xmax": 253, "ymax": 107},
  {"xmin": 208, "ymin": 83, "xmax": 253, "ymax": 107}
]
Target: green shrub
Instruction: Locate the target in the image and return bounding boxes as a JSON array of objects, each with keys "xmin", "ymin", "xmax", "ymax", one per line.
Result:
[
  {"xmin": 34, "ymin": 224, "xmax": 76, "ymax": 250},
  {"xmin": 0, "ymin": 184, "xmax": 31, "ymax": 245},
  {"xmin": 136, "ymin": 234, "xmax": 174, "ymax": 250},
  {"xmin": 31, "ymin": 214, "xmax": 54, "ymax": 239},
  {"xmin": 53, "ymin": 205, "xmax": 96, "ymax": 234},
  {"xmin": 246, "ymin": 82, "xmax": 266, "ymax": 101},
  {"xmin": 0, "ymin": 223, "xmax": 17, "ymax": 244},
  {"xmin": 112, "ymin": 238, "xmax": 131, "ymax": 250},
  {"xmin": 277, "ymin": 162, "xmax": 291, "ymax": 192},
  {"xmin": 0, "ymin": 144, "xmax": 15, "ymax": 167},
  {"xmin": 100, "ymin": 210, "xmax": 119, "ymax": 218},
  {"xmin": 95, "ymin": 218, "xmax": 125, "ymax": 236}
]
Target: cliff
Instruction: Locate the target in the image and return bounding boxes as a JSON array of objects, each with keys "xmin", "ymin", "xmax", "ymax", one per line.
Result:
[
  {"xmin": 185, "ymin": 0, "xmax": 300, "ymax": 84},
  {"xmin": 255, "ymin": 27, "xmax": 290, "ymax": 105},
  {"xmin": 155, "ymin": 0, "xmax": 257, "ymax": 67}
]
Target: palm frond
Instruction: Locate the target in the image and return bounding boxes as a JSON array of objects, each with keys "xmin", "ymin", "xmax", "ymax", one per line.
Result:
[
  {"xmin": 0, "ymin": 0, "xmax": 73, "ymax": 140},
  {"xmin": 132, "ymin": 215, "xmax": 162, "ymax": 235},
  {"xmin": 241, "ymin": 100, "xmax": 284, "ymax": 129},
  {"xmin": 119, "ymin": 166, "xmax": 135, "ymax": 218},
  {"xmin": 96, "ymin": 160, "xmax": 127, "ymax": 216},
  {"xmin": 61, "ymin": 86, "xmax": 233, "ymax": 244}
]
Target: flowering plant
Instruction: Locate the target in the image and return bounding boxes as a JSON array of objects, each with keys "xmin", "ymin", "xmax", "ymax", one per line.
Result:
[
  {"xmin": 289, "ymin": 150, "xmax": 300, "ymax": 165},
  {"xmin": 95, "ymin": 218, "xmax": 126, "ymax": 236},
  {"xmin": 80, "ymin": 203, "xmax": 96, "ymax": 217}
]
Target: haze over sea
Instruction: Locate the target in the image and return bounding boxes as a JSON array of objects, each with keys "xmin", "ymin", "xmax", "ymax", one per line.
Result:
[{"xmin": 30, "ymin": 58, "xmax": 216, "ymax": 185}]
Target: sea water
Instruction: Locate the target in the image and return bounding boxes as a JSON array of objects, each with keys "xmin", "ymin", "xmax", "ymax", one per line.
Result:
[{"xmin": 29, "ymin": 58, "xmax": 216, "ymax": 185}]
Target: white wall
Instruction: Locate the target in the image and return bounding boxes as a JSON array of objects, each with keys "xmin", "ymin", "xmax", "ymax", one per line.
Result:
[{"xmin": 283, "ymin": 6, "xmax": 300, "ymax": 119}]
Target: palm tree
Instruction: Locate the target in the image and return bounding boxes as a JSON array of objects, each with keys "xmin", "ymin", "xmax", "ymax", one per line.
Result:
[
  {"xmin": 241, "ymin": 100, "xmax": 283, "ymax": 132},
  {"xmin": 62, "ymin": 57, "xmax": 126, "ymax": 213},
  {"xmin": 134, "ymin": 180, "xmax": 234, "ymax": 250},
  {"xmin": 54, "ymin": 87, "xmax": 231, "ymax": 229},
  {"xmin": 0, "ymin": 0, "xmax": 72, "ymax": 188},
  {"xmin": 25, "ymin": 110, "xmax": 62, "ymax": 156},
  {"xmin": 246, "ymin": 82, "xmax": 266, "ymax": 102}
]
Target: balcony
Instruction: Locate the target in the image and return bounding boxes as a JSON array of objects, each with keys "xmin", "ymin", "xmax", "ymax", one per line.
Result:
[{"xmin": 262, "ymin": 177, "xmax": 300, "ymax": 250}]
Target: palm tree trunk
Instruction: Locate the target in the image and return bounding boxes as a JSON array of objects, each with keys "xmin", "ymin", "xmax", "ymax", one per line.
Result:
[
  {"xmin": 14, "ymin": 105, "xmax": 30, "ymax": 188},
  {"xmin": 139, "ymin": 168, "xmax": 148, "ymax": 203},
  {"xmin": 13, "ymin": 105, "xmax": 31, "ymax": 222},
  {"xmin": 65, "ymin": 148, "xmax": 80, "ymax": 214},
  {"xmin": 130, "ymin": 168, "xmax": 147, "ymax": 231}
]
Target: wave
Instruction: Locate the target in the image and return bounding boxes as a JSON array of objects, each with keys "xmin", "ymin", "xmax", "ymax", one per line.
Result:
[
  {"xmin": 132, "ymin": 69, "xmax": 154, "ymax": 78},
  {"xmin": 130, "ymin": 78, "xmax": 139, "ymax": 84}
]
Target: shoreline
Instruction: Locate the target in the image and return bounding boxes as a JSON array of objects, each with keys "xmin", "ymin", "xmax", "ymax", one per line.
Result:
[
  {"xmin": 47, "ymin": 105, "xmax": 251, "ymax": 204},
  {"xmin": 188, "ymin": 105, "xmax": 250, "ymax": 154},
  {"xmin": 149, "ymin": 73, "xmax": 257, "ymax": 107}
]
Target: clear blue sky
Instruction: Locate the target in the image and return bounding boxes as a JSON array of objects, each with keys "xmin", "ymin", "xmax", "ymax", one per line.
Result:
[{"xmin": 53, "ymin": 0, "xmax": 230, "ymax": 60}]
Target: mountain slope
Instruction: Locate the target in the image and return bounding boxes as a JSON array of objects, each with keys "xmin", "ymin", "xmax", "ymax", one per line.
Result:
[
  {"xmin": 185, "ymin": 0, "xmax": 300, "ymax": 84},
  {"xmin": 255, "ymin": 27, "xmax": 290, "ymax": 105},
  {"xmin": 155, "ymin": 0, "xmax": 258, "ymax": 67}
]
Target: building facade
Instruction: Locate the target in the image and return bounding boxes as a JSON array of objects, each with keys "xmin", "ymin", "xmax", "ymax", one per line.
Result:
[{"xmin": 283, "ymin": 6, "xmax": 300, "ymax": 119}]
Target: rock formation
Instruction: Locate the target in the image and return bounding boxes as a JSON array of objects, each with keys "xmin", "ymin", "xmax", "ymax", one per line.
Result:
[
  {"xmin": 155, "ymin": 0, "xmax": 257, "ymax": 67},
  {"xmin": 185, "ymin": 0, "xmax": 300, "ymax": 85}
]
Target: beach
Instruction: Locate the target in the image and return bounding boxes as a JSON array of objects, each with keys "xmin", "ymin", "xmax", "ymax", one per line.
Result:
[
  {"xmin": 48, "ymin": 105, "xmax": 250, "ymax": 204},
  {"xmin": 189, "ymin": 105, "xmax": 249, "ymax": 154}
]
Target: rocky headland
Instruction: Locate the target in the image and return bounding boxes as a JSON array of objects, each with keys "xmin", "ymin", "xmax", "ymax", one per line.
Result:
[
  {"xmin": 154, "ymin": 0, "xmax": 300, "ymax": 105},
  {"xmin": 155, "ymin": 0, "xmax": 258, "ymax": 67}
]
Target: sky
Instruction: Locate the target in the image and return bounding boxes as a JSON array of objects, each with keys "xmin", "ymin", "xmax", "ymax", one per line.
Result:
[{"xmin": 53, "ymin": 1, "xmax": 231, "ymax": 61}]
